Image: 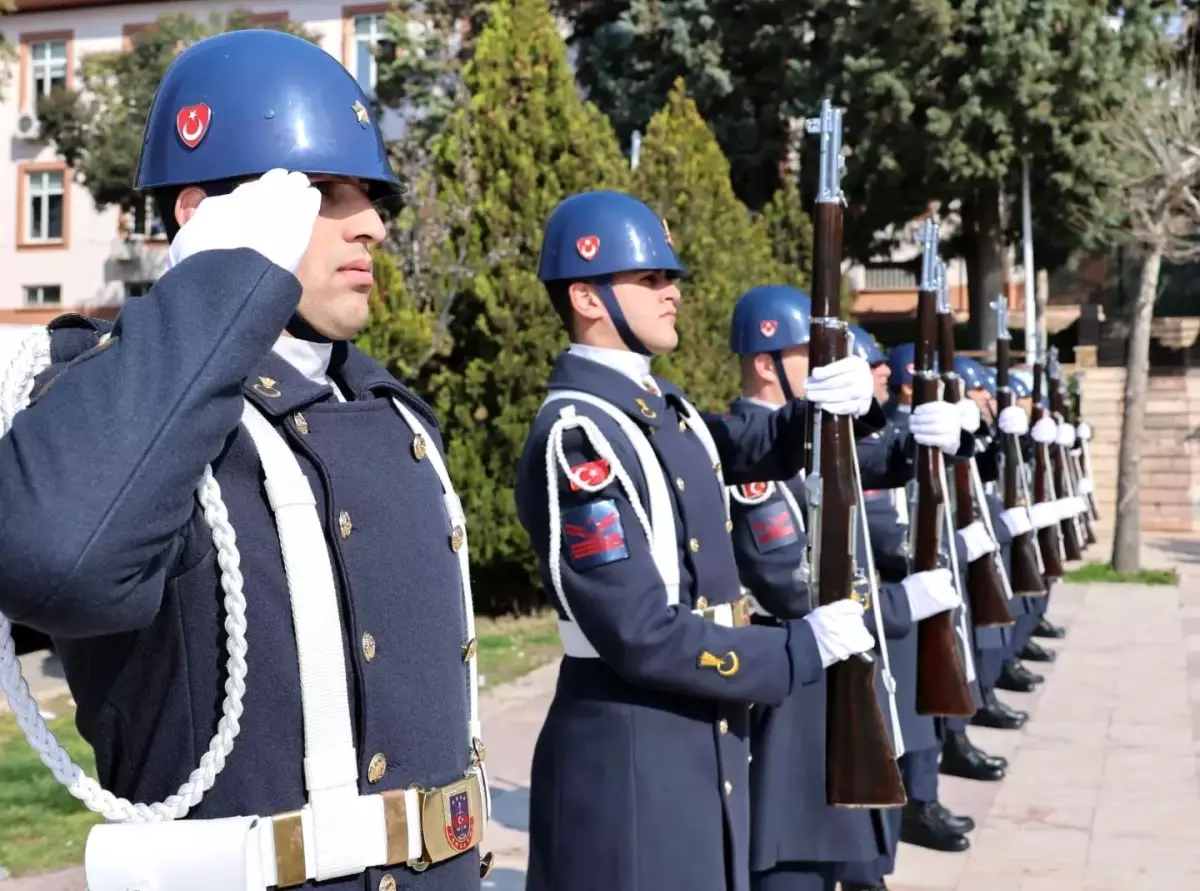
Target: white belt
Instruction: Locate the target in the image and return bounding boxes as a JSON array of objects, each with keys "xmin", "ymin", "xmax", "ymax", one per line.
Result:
[{"xmin": 85, "ymin": 772, "xmax": 487, "ymax": 891}]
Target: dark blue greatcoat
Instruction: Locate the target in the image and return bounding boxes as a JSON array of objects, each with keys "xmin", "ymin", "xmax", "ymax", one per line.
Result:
[
  {"xmin": 725, "ymin": 398, "xmax": 914, "ymax": 875},
  {"xmin": 0, "ymin": 250, "xmax": 482, "ymax": 891},
  {"xmin": 515, "ymin": 353, "xmax": 887, "ymax": 891}
]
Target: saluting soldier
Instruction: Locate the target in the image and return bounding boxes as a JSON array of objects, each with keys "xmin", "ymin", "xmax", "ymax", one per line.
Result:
[
  {"xmin": 0, "ymin": 30, "xmax": 488, "ymax": 891},
  {"xmin": 514, "ymin": 193, "xmax": 881, "ymax": 891},
  {"xmin": 721, "ymin": 291, "xmax": 964, "ymax": 891}
]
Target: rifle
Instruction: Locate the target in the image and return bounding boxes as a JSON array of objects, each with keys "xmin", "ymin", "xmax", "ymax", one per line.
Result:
[
  {"xmin": 803, "ymin": 101, "xmax": 906, "ymax": 808},
  {"xmin": 911, "ymin": 218, "xmax": 975, "ymax": 718},
  {"xmin": 992, "ymin": 298, "xmax": 1046, "ymax": 595},
  {"xmin": 1031, "ymin": 353, "xmax": 1066, "ymax": 579},
  {"xmin": 1044, "ymin": 349, "xmax": 1085, "ymax": 559},
  {"xmin": 1072, "ymin": 372, "xmax": 1100, "ymax": 522},
  {"xmin": 1049, "ymin": 352, "xmax": 1095, "ymax": 546},
  {"xmin": 935, "ymin": 269, "xmax": 1012, "ymax": 629}
]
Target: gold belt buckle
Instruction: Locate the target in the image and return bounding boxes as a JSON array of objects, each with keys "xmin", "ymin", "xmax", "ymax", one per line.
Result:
[{"xmin": 384, "ymin": 773, "xmax": 485, "ymax": 872}]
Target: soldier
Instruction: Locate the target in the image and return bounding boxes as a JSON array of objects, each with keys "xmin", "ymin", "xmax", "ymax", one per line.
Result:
[
  {"xmin": 0, "ymin": 29, "xmax": 489, "ymax": 891},
  {"xmin": 515, "ymin": 194, "xmax": 883, "ymax": 891},
  {"xmin": 721, "ymin": 291, "xmax": 963, "ymax": 891}
]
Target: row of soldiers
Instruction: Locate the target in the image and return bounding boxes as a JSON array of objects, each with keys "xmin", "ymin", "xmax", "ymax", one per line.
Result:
[{"xmin": 516, "ymin": 189, "xmax": 1095, "ymax": 891}]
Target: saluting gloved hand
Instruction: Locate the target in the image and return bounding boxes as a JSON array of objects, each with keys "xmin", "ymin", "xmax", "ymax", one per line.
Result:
[
  {"xmin": 910, "ymin": 402, "xmax": 962, "ymax": 455},
  {"xmin": 1031, "ymin": 417, "xmax": 1058, "ymax": 444},
  {"xmin": 803, "ymin": 599, "xmax": 876, "ymax": 668},
  {"xmin": 167, "ymin": 168, "xmax": 321, "ymax": 274},
  {"xmin": 956, "ymin": 398, "xmax": 982, "ymax": 433},
  {"xmin": 1077, "ymin": 421, "xmax": 1092, "ymax": 441},
  {"xmin": 1057, "ymin": 423, "xmax": 1077, "ymax": 448},
  {"xmin": 998, "ymin": 405, "xmax": 1029, "ymax": 436},
  {"xmin": 901, "ymin": 567, "xmax": 962, "ymax": 622},
  {"xmin": 804, "ymin": 356, "xmax": 874, "ymax": 417}
]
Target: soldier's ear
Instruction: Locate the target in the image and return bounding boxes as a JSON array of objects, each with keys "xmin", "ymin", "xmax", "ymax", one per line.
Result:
[
  {"xmin": 906, "ymin": 362, "xmax": 915, "ymax": 376},
  {"xmin": 175, "ymin": 186, "xmax": 209, "ymax": 229},
  {"xmin": 568, "ymin": 281, "xmax": 607, "ymax": 324},
  {"xmin": 754, "ymin": 352, "xmax": 777, "ymax": 383}
]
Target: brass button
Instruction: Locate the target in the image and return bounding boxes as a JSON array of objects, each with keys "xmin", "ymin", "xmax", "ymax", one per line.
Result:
[
  {"xmin": 713, "ymin": 462, "xmax": 722, "ymax": 474},
  {"xmin": 362, "ymin": 632, "xmax": 377, "ymax": 662},
  {"xmin": 480, "ymin": 852, "xmax": 495, "ymax": 878},
  {"xmin": 723, "ymin": 780, "xmax": 733, "ymax": 797},
  {"xmin": 367, "ymin": 753, "xmax": 387, "ymax": 784},
  {"xmin": 725, "ymin": 519, "xmax": 734, "ymax": 532},
  {"xmin": 689, "ymin": 538, "xmax": 700, "ymax": 553},
  {"xmin": 412, "ymin": 433, "xmax": 427, "ymax": 461},
  {"xmin": 450, "ymin": 525, "xmax": 465, "ymax": 552},
  {"xmin": 718, "ymin": 718, "xmax": 729, "ymax": 734},
  {"xmin": 379, "ymin": 875, "xmax": 397, "ymax": 891},
  {"xmin": 462, "ymin": 638, "xmax": 477, "ymax": 662},
  {"xmin": 292, "ymin": 412, "xmax": 309, "ymax": 435},
  {"xmin": 675, "ymin": 477, "xmax": 686, "ymax": 492},
  {"xmin": 695, "ymin": 595, "xmax": 708, "ymax": 609},
  {"xmin": 339, "ymin": 510, "xmax": 353, "ymax": 539},
  {"xmin": 679, "ymin": 419, "xmax": 688, "ymax": 432}
]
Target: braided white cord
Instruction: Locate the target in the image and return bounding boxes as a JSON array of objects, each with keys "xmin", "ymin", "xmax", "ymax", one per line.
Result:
[
  {"xmin": 545, "ymin": 407, "xmax": 653, "ymax": 616},
  {"xmin": 0, "ymin": 328, "xmax": 249, "ymax": 822}
]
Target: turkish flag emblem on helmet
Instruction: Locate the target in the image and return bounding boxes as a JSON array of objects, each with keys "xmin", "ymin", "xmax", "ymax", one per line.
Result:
[
  {"xmin": 576, "ymin": 235, "xmax": 600, "ymax": 261},
  {"xmin": 176, "ymin": 104, "xmax": 213, "ymax": 149}
]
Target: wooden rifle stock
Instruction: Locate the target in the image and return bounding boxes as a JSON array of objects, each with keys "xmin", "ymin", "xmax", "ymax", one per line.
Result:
[
  {"xmin": 805, "ymin": 102, "xmax": 905, "ymax": 808},
  {"xmin": 1031, "ymin": 364, "xmax": 1066, "ymax": 579},
  {"xmin": 936, "ymin": 314, "xmax": 1012, "ymax": 629},
  {"xmin": 912, "ymin": 279, "xmax": 974, "ymax": 718},
  {"xmin": 995, "ymin": 336, "xmax": 1045, "ymax": 595},
  {"xmin": 1045, "ymin": 367, "xmax": 1084, "ymax": 560},
  {"xmin": 1052, "ymin": 372, "xmax": 1096, "ymax": 546}
]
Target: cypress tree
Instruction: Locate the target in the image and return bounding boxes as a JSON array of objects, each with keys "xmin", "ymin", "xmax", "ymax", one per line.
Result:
[
  {"xmin": 421, "ymin": 0, "xmax": 630, "ymax": 608},
  {"xmin": 632, "ymin": 79, "xmax": 783, "ymax": 410}
]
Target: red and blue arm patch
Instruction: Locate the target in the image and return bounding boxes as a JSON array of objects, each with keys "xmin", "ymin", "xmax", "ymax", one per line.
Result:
[
  {"xmin": 562, "ymin": 499, "xmax": 630, "ymax": 570},
  {"xmin": 747, "ymin": 502, "xmax": 799, "ymax": 554}
]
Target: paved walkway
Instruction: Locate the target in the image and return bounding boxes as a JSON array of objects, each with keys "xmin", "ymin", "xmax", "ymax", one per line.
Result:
[{"xmin": 6, "ymin": 532, "xmax": 1200, "ymax": 890}]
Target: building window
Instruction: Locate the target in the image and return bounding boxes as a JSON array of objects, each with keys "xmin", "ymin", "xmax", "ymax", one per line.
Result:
[
  {"xmin": 24, "ymin": 285, "xmax": 62, "ymax": 306},
  {"xmin": 862, "ymin": 265, "xmax": 918, "ymax": 290},
  {"xmin": 353, "ymin": 13, "xmax": 385, "ymax": 95},
  {"xmin": 25, "ymin": 37, "xmax": 69, "ymax": 110},
  {"xmin": 21, "ymin": 167, "xmax": 67, "ymax": 246},
  {"xmin": 128, "ymin": 197, "xmax": 165, "ymax": 239},
  {"xmin": 125, "ymin": 281, "xmax": 154, "ymax": 299}
]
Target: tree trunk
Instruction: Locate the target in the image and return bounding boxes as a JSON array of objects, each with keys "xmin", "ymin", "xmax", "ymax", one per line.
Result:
[
  {"xmin": 1111, "ymin": 245, "xmax": 1162, "ymax": 573},
  {"xmin": 964, "ymin": 186, "xmax": 1004, "ymax": 351}
]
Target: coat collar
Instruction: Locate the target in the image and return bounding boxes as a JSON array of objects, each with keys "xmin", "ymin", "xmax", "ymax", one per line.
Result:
[{"xmin": 549, "ymin": 350, "xmax": 686, "ymax": 427}]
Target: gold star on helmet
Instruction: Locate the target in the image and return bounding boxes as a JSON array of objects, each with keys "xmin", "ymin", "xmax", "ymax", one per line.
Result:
[{"xmin": 352, "ymin": 100, "xmax": 370, "ymax": 127}]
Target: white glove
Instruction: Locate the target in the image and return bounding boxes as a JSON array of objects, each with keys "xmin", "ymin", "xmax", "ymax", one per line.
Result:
[
  {"xmin": 1029, "ymin": 502, "xmax": 1058, "ymax": 529},
  {"xmin": 1031, "ymin": 417, "xmax": 1058, "ymax": 444},
  {"xmin": 1077, "ymin": 421, "xmax": 1092, "ymax": 441},
  {"xmin": 910, "ymin": 402, "xmax": 962, "ymax": 455},
  {"xmin": 1000, "ymin": 506, "xmax": 1033, "ymax": 537},
  {"xmin": 998, "ymin": 405, "xmax": 1029, "ymax": 436},
  {"xmin": 805, "ymin": 355, "xmax": 874, "ymax": 417},
  {"xmin": 803, "ymin": 599, "xmax": 876, "ymax": 668},
  {"xmin": 958, "ymin": 520, "xmax": 998, "ymax": 562},
  {"xmin": 167, "ymin": 168, "xmax": 321, "ymax": 274},
  {"xmin": 1057, "ymin": 423, "xmax": 1076, "ymax": 448},
  {"xmin": 902, "ymin": 568, "xmax": 962, "ymax": 622},
  {"xmin": 1078, "ymin": 477, "xmax": 1094, "ymax": 495},
  {"xmin": 956, "ymin": 398, "xmax": 982, "ymax": 433}
]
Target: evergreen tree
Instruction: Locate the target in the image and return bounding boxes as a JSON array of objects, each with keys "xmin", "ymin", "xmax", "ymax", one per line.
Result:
[
  {"xmin": 419, "ymin": 0, "xmax": 630, "ymax": 608},
  {"xmin": 631, "ymin": 79, "xmax": 783, "ymax": 410},
  {"xmin": 761, "ymin": 173, "xmax": 814, "ymax": 290},
  {"xmin": 35, "ymin": 13, "xmax": 318, "ymax": 214}
]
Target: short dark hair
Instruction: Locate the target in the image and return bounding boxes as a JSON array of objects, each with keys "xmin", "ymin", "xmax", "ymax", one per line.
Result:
[
  {"xmin": 545, "ymin": 280, "xmax": 578, "ymax": 337},
  {"xmin": 152, "ymin": 177, "xmax": 245, "ymax": 242}
]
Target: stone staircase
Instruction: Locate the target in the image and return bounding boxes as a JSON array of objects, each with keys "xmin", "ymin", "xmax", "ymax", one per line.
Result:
[{"xmin": 1075, "ymin": 366, "xmax": 1200, "ymax": 532}]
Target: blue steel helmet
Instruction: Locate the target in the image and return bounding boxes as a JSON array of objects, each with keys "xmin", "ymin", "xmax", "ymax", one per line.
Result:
[
  {"xmin": 886, "ymin": 343, "xmax": 934, "ymax": 388},
  {"xmin": 981, "ymin": 365, "xmax": 998, "ymax": 397},
  {"xmin": 135, "ymin": 30, "xmax": 400, "ymax": 199},
  {"xmin": 848, "ymin": 325, "xmax": 886, "ymax": 365},
  {"xmin": 954, "ymin": 356, "xmax": 988, "ymax": 392},
  {"xmin": 729, "ymin": 286, "xmax": 811, "ymax": 355},
  {"xmin": 537, "ymin": 191, "xmax": 686, "ymax": 284},
  {"xmin": 1009, "ymin": 368, "xmax": 1033, "ymax": 399}
]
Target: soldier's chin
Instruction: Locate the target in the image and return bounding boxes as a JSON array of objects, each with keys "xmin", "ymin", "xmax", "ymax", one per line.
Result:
[{"xmin": 648, "ymin": 329, "xmax": 679, "ymax": 355}]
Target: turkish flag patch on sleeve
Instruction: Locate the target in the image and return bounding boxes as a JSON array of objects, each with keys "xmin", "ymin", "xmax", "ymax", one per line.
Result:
[
  {"xmin": 567, "ymin": 458, "xmax": 612, "ymax": 491},
  {"xmin": 562, "ymin": 500, "xmax": 629, "ymax": 570},
  {"xmin": 747, "ymin": 502, "xmax": 799, "ymax": 554}
]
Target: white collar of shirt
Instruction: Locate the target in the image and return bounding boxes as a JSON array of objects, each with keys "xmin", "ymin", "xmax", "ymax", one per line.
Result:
[
  {"xmin": 895, "ymin": 403, "xmax": 912, "ymax": 414},
  {"xmin": 567, "ymin": 344, "xmax": 654, "ymax": 390},
  {"xmin": 272, "ymin": 336, "xmax": 346, "ymax": 402},
  {"xmin": 744, "ymin": 396, "xmax": 782, "ymax": 412}
]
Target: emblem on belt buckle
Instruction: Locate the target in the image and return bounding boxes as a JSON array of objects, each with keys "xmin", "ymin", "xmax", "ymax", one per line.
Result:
[{"xmin": 444, "ymin": 784, "xmax": 476, "ymax": 852}]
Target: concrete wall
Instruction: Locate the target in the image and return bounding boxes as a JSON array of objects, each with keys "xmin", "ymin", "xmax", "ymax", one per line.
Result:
[{"xmin": 1076, "ymin": 366, "xmax": 1200, "ymax": 532}]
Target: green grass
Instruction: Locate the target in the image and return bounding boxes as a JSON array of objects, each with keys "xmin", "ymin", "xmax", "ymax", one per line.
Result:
[
  {"xmin": 0, "ymin": 613, "xmax": 562, "ymax": 876},
  {"xmin": 1064, "ymin": 561, "xmax": 1180, "ymax": 586},
  {"xmin": 0, "ymin": 694, "xmax": 102, "ymax": 877}
]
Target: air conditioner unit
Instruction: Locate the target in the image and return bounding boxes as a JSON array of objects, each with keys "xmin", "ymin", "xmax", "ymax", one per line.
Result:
[{"xmin": 15, "ymin": 112, "xmax": 42, "ymax": 141}]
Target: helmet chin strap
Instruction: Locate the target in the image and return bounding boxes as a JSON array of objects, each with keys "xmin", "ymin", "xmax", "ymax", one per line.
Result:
[
  {"xmin": 286, "ymin": 313, "xmax": 335, "ymax": 344},
  {"xmin": 771, "ymin": 353, "xmax": 796, "ymax": 401},
  {"xmin": 593, "ymin": 275, "xmax": 652, "ymax": 356}
]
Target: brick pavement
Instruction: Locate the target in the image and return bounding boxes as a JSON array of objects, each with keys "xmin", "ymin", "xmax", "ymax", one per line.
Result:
[{"xmin": 7, "ymin": 534, "xmax": 1200, "ymax": 890}]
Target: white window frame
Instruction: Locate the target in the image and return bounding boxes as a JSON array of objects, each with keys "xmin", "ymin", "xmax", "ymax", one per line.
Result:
[
  {"xmin": 27, "ymin": 39, "xmax": 68, "ymax": 109},
  {"xmin": 352, "ymin": 13, "xmax": 385, "ymax": 96},
  {"xmin": 24, "ymin": 284, "xmax": 62, "ymax": 306},
  {"xmin": 25, "ymin": 169, "xmax": 66, "ymax": 243},
  {"xmin": 129, "ymin": 196, "xmax": 165, "ymax": 240}
]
